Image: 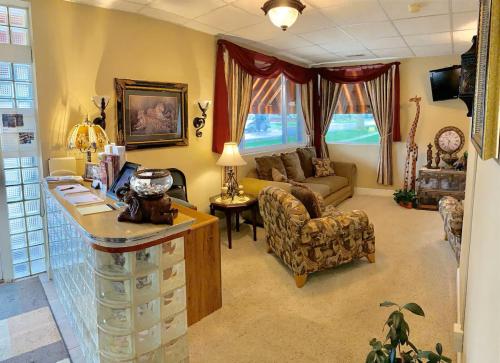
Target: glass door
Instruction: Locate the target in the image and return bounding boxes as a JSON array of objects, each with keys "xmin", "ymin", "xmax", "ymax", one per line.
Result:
[{"xmin": 0, "ymin": 1, "xmax": 45, "ymax": 281}]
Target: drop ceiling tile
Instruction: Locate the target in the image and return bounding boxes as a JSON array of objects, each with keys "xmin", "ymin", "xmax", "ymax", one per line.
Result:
[
  {"xmin": 232, "ymin": 21, "xmax": 282, "ymax": 41},
  {"xmin": 307, "ymin": 0, "xmax": 375, "ymax": 9},
  {"xmin": 404, "ymin": 32, "xmax": 451, "ymax": 46},
  {"xmin": 335, "ymin": 50, "xmax": 376, "ymax": 60},
  {"xmin": 288, "ymin": 45, "xmax": 332, "ymax": 58},
  {"xmin": 364, "ymin": 36, "xmax": 407, "ymax": 50},
  {"xmin": 288, "ymin": 10, "xmax": 335, "ymax": 34},
  {"xmin": 394, "ymin": 15, "xmax": 451, "ymax": 35},
  {"xmin": 139, "ymin": 6, "xmax": 189, "ymax": 24},
  {"xmin": 127, "ymin": 0, "xmax": 151, "ymax": 4},
  {"xmin": 452, "ymin": 0, "xmax": 479, "ymax": 13},
  {"xmin": 306, "ymin": 53, "xmax": 340, "ymax": 63},
  {"xmin": 300, "ymin": 27, "xmax": 354, "ymax": 45},
  {"xmin": 320, "ymin": 40, "xmax": 367, "ymax": 53},
  {"xmin": 195, "ymin": 5, "xmax": 263, "ymax": 32},
  {"xmin": 411, "ymin": 44, "xmax": 452, "ymax": 57},
  {"xmin": 372, "ymin": 47, "xmax": 414, "ymax": 58},
  {"xmin": 264, "ymin": 33, "xmax": 314, "ymax": 50},
  {"xmin": 184, "ymin": 20, "xmax": 224, "ymax": 35},
  {"xmin": 453, "ymin": 29, "xmax": 476, "ymax": 43},
  {"xmin": 231, "ymin": 0, "xmax": 267, "ymax": 15},
  {"xmin": 149, "ymin": 0, "xmax": 225, "ymax": 19},
  {"xmin": 379, "ymin": 0, "xmax": 449, "ymax": 20},
  {"xmin": 320, "ymin": 1, "xmax": 387, "ymax": 25},
  {"xmin": 342, "ymin": 21, "xmax": 399, "ymax": 41},
  {"xmin": 453, "ymin": 11, "xmax": 478, "ymax": 31}
]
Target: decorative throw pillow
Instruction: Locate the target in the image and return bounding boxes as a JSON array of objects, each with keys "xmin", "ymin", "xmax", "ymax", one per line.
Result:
[
  {"xmin": 271, "ymin": 167, "xmax": 288, "ymax": 182},
  {"xmin": 312, "ymin": 158, "xmax": 336, "ymax": 177},
  {"xmin": 296, "ymin": 147, "xmax": 317, "ymax": 178},
  {"xmin": 280, "ymin": 151, "xmax": 306, "ymax": 182},
  {"xmin": 291, "ymin": 184, "xmax": 323, "ymax": 219},
  {"xmin": 255, "ymin": 155, "xmax": 287, "ymax": 181}
]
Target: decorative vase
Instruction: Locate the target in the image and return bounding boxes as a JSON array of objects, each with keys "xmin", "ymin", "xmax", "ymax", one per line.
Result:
[{"xmin": 399, "ymin": 201, "xmax": 413, "ymax": 209}]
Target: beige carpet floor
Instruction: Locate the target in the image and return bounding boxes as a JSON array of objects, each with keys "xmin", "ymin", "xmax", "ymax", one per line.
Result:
[{"xmin": 187, "ymin": 195, "xmax": 457, "ymax": 363}]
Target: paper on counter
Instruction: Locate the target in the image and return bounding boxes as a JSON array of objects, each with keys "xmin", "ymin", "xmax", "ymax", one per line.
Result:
[
  {"xmin": 77, "ymin": 204, "xmax": 113, "ymax": 215},
  {"xmin": 65, "ymin": 192, "xmax": 103, "ymax": 206}
]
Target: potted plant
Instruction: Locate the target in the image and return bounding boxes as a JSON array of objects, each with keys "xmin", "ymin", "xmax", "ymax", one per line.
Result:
[
  {"xmin": 393, "ymin": 189, "xmax": 416, "ymax": 209},
  {"xmin": 366, "ymin": 301, "xmax": 452, "ymax": 363}
]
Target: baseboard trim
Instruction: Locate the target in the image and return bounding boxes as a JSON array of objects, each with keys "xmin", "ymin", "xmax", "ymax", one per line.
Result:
[{"xmin": 355, "ymin": 187, "xmax": 394, "ymax": 197}]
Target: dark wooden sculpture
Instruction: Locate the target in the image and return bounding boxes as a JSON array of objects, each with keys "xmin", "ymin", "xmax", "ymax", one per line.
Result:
[{"xmin": 116, "ymin": 184, "xmax": 178, "ymax": 225}]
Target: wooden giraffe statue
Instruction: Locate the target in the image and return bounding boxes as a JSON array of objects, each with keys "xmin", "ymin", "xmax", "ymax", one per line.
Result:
[{"xmin": 403, "ymin": 95, "xmax": 422, "ymax": 191}]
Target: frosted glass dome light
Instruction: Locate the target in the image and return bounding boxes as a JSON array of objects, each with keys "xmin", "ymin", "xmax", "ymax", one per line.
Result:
[{"xmin": 261, "ymin": 0, "xmax": 306, "ymax": 31}]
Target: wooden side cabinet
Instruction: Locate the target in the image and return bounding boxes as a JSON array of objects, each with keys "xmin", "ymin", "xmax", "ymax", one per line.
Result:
[
  {"xmin": 173, "ymin": 204, "xmax": 222, "ymax": 326},
  {"xmin": 416, "ymin": 168, "xmax": 466, "ymax": 210}
]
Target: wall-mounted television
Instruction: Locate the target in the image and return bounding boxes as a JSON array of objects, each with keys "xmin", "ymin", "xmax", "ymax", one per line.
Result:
[{"xmin": 429, "ymin": 65, "xmax": 461, "ymax": 101}]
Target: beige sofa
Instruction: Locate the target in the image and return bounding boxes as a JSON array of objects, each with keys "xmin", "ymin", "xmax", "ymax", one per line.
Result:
[{"xmin": 241, "ymin": 160, "xmax": 356, "ymax": 207}]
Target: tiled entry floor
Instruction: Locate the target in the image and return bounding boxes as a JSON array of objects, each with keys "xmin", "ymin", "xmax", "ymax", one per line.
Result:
[
  {"xmin": 0, "ymin": 276, "xmax": 70, "ymax": 362},
  {"xmin": 38, "ymin": 273, "xmax": 83, "ymax": 363}
]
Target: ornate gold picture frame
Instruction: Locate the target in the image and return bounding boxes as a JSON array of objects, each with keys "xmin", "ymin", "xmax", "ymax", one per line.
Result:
[
  {"xmin": 115, "ymin": 78, "xmax": 189, "ymax": 150},
  {"xmin": 471, "ymin": 0, "xmax": 500, "ymax": 160}
]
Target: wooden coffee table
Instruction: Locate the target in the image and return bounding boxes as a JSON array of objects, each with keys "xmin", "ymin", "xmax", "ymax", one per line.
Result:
[{"xmin": 209, "ymin": 195, "xmax": 258, "ymax": 249}]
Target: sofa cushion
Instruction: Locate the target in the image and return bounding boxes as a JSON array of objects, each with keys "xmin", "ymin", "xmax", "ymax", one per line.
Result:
[
  {"xmin": 313, "ymin": 158, "xmax": 336, "ymax": 177},
  {"xmin": 291, "ymin": 184, "xmax": 323, "ymax": 219},
  {"xmin": 304, "ymin": 175, "xmax": 349, "ymax": 194},
  {"xmin": 302, "ymin": 182, "xmax": 330, "ymax": 197},
  {"xmin": 296, "ymin": 147, "xmax": 316, "ymax": 178},
  {"xmin": 255, "ymin": 155, "xmax": 287, "ymax": 181},
  {"xmin": 271, "ymin": 167, "xmax": 287, "ymax": 182},
  {"xmin": 281, "ymin": 151, "xmax": 306, "ymax": 182}
]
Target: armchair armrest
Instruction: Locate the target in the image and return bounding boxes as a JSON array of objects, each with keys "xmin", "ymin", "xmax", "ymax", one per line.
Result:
[
  {"xmin": 332, "ymin": 161, "xmax": 356, "ymax": 193},
  {"xmin": 240, "ymin": 177, "xmax": 291, "ymax": 198}
]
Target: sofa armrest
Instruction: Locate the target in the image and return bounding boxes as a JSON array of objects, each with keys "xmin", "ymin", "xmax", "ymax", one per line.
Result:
[
  {"xmin": 240, "ymin": 177, "xmax": 291, "ymax": 198},
  {"xmin": 332, "ymin": 161, "xmax": 356, "ymax": 194}
]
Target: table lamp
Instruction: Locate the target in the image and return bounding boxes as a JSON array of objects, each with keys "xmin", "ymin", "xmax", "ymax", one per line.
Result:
[
  {"xmin": 67, "ymin": 117, "xmax": 109, "ymax": 162},
  {"xmin": 216, "ymin": 142, "xmax": 247, "ymax": 200}
]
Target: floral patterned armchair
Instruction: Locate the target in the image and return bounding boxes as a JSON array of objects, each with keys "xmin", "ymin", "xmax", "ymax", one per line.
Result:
[
  {"xmin": 258, "ymin": 186, "xmax": 375, "ymax": 287},
  {"xmin": 439, "ymin": 196, "xmax": 463, "ymax": 263}
]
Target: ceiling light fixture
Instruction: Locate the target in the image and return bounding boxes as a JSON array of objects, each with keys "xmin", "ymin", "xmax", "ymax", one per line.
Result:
[{"xmin": 261, "ymin": 0, "xmax": 306, "ymax": 31}]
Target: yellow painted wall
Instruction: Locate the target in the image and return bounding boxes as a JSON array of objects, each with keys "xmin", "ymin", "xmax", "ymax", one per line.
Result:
[
  {"xmin": 30, "ymin": 0, "xmax": 219, "ymax": 210},
  {"xmin": 328, "ymin": 55, "xmax": 471, "ymax": 190}
]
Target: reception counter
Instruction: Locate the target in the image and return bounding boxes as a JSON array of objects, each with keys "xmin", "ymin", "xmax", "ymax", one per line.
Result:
[{"xmin": 43, "ymin": 180, "xmax": 194, "ymax": 362}]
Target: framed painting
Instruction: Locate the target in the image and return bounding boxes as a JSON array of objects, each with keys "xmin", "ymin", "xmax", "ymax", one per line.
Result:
[
  {"xmin": 471, "ymin": 0, "xmax": 500, "ymax": 160},
  {"xmin": 115, "ymin": 79, "xmax": 188, "ymax": 150}
]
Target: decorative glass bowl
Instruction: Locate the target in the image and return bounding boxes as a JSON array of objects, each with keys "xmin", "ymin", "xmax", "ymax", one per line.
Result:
[{"xmin": 129, "ymin": 169, "xmax": 173, "ymax": 198}]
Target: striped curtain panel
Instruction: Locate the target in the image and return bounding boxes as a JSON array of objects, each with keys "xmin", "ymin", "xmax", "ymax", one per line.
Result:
[
  {"xmin": 300, "ymin": 80, "xmax": 315, "ymax": 146},
  {"xmin": 319, "ymin": 78, "xmax": 342, "ymax": 158},
  {"xmin": 364, "ymin": 69, "xmax": 395, "ymax": 185},
  {"xmin": 227, "ymin": 58, "xmax": 254, "ymax": 144}
]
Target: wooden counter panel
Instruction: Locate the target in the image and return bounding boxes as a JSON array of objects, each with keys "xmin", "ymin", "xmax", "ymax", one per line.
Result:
[{"xmin": 174, "ymin": 204, "xmax": 222, "ymax": 326}]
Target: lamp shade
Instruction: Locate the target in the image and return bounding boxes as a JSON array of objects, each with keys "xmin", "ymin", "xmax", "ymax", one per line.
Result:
[
  {"xmin": 67, "ymin": 118, "xmax": 109, "ymax": 154},
  {"xmin": 261, "ymin": 0, "xmax": 305, "ymax": 31},
  {"xmin": 216, "ymin": 142, "xmax": 247, "ymax": 167}
]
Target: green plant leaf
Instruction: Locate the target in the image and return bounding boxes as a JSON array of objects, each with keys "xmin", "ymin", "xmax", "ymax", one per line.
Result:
[
  {"xmin": 436, "ymin": 343, "xmax": 443, "ymax": 355},
  {"xmin": 366, "ymin": 350, "xmax": 376, "ymax": 363},
  {"xmin": 441, "ymin": 356, "xmax": 452, "ymax": 363},
  {"xmin": 402, "ymin": 303, "xmax": 425, "ymax": 317},
  {"xmin": 380, "ymin": 301, "xmax": 399, "ymax": 308}
]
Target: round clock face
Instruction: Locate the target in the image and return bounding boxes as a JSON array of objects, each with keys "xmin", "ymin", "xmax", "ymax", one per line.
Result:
[{"xmin": 438, "ymin": 130, "xmax": 462, "ymax": 154}]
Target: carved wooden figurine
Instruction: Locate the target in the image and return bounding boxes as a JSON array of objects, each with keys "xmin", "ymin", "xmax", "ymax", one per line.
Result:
[
  {"xmin": 435, "ymin": 150, "xmax": 441, "ymax": 169},
  {"xmin": 403, "ymin": 95, "xmax": 422, "ymax": 191},
  {"xmin": 426, "ymin": 143, "xmax": 433, "ymax": 169},
  {"xmin": 116, "ymin": 184, "xmax": 178, "ymax": 225}
]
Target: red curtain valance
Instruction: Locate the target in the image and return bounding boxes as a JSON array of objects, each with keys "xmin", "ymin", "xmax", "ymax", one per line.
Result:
[
  {"xmin": 213, "ymin": 40, "xmax": 401, "ymax": 153},
  {"xmin": 318, "ymin": 62, "xmax": 401, "ymax": 142},
  {"xmin": 218, "ymin": 39, "xmax": 316, "ymax": 83}
]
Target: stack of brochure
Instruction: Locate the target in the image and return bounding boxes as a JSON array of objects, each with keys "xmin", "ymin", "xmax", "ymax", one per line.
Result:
[{"xmin": 56, "ymin": 184, "xmax": 104, "ymax": 206}]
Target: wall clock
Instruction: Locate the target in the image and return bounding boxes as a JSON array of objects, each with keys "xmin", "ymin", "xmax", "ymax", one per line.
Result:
[{"xmin": 434, "ymin": 126, "xmax": 465, "ymax": 167}]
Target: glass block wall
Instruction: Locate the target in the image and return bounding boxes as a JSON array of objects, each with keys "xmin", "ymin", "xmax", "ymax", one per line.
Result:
[{"xmin": 0, "ymin": 4, "xmax": 44, "ymax": 279}]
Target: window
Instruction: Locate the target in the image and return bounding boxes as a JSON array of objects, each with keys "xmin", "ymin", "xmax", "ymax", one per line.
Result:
[
  {"xmin": 240, "ymin": 75, "xmax": 306, "ymax": 152},
  {"xmin": 325, "ymin": 83, "xmax": 380, "ymax": 145},
  {"xmin": 0, "ymin": 3, "xmax": 44, "ymax": 280}
]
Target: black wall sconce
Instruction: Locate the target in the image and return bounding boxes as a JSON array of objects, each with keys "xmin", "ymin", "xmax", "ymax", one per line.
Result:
[
  {"xmin": 92, "ymin": 96, "xmax": 110, "ymax": 130},
  {"xmin": 193, "ymin": 101, "xmax": 210, "ymax": 138}
]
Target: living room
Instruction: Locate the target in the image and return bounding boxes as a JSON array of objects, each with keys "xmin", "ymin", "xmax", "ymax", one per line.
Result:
[{"xmin": 0, "ymin": 0, "xmax": 498, "ymax": 362}]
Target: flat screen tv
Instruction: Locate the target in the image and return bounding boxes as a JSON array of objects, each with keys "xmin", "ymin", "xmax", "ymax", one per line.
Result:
[{"xmin": 429, "ymin": 65, "xmax": 461, "ymax": 101}]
